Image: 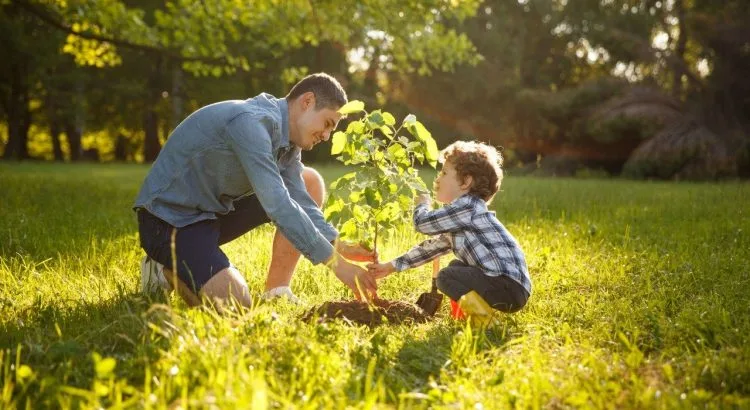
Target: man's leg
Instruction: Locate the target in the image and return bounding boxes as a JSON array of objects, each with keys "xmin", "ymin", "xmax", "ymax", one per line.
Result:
[
  {"xmin": 265, "ymin": 167, "xmax": 325, "ymax": 291},
  {"xmin": 139, "ymin": 210, "xmax": 253, "ymax": 308}
]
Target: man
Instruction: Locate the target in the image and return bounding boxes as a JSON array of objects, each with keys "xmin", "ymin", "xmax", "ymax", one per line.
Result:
[{"xmin": 134, "ymin": 73, "xmax": 377, "ymax": 307}]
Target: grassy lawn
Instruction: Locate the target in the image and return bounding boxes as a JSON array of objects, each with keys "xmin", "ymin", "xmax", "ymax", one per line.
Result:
[{"xmin": 1, "ymin": 162, "xmax": 748, "ymax": 409}]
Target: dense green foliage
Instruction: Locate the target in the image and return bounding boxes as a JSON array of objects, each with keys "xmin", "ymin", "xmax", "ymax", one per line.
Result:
[
  {"xmin": 2, "ymin": 1, "xmax": 749, "ymax": 179},
  {"xmin": 325, "ymin": 101, "xmax": 438, "ymax": 252},
  {"xmin": 0, "ymin": 0, "xmax": 480, "ymax": 161},
  {"xmin": 391, "ymin": 0, "xmax": 750, "ymax": 176},
  {"xmin": 1, "ymin": 163, "xmax": 748, "ymax": 408}
]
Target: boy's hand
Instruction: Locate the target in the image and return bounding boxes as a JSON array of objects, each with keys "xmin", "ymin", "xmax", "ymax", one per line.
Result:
[
  {"xmin": 367, "ymin": 261, "xmax": 396, "ymax": 280},
  {"xmin": 415, "ymin": 193, "xmax": 432, "ymax": 206},
  {"xmin": 336, "ymin": 241, "xmax": 378, "ymax": 262}
]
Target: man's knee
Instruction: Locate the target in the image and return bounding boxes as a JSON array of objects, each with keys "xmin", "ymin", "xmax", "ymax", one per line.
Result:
[
  {"xmin": 302, "ymin": 166, "xmax": 325, "ymax": 206},
  {"xmin": 200, "ymin": 267, "xmax": 252, "ymax": 307}
]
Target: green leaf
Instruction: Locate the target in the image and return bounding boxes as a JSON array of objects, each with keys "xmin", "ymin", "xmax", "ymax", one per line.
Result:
[
  {"xmin": 331, "ymin": 131, "xmax": 346, "ymax": 155},
  {"xmin": 412, "ymin": 121, "xmax": 432, "ymax": 143},
  {"xmin": 17, "ymin": 365, "xmax": 33, "ymax": 380},
  {"xmin": 382, "ymin": 112, "xmax": 396, "ymax": 126},
  {"xmin": 347, "ymin": 121, "xmax": 365, "ymax": 134},
  {"xmin": 387, "ymin": 144, "xmax": 406, "ymax": 158},
  {"xmin": 338, "ymin": 100, "xmax": 365, "ymax": 115},
  {"xmin": 424, "ymin": 137, "xmax": 439, "ymax": 167},
  {"xmin": 364, "ymin": 187, "xmax": 378, "ymax": 207},
  {"xmin": 95, "ymin": 357, "xmax": 116, "ymax": 378},
  {"xmin": 367, "ymin": 111, "xmax": 385, "ymax": 127}
]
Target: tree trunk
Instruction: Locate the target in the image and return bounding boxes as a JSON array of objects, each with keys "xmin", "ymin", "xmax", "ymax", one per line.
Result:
[
  {"xmin": 143, "ymin": 55, "xmax": 163, "ymax": 162},
  {"xmin": 114, "ymin": 134, "xmax": 128, "ymax": 161},
  {"xmin": 50, "ymin": 121, "xmax": 63, "ymax": 161},
  {"xmin": 672, "ymin": 0, "xmax": 687, "ymax": 99},
  {"xmin": 172, "ymin": 62, "xmax": 184, "ymax": 128},
  {"xmin": 46, "ymin": 93, "xmax": 65, "ymax": 161},
  {"xmin": 64, "ymin": 78, "xmax": 86, "ymax": 161},
  {"xmin": 3, "ymin": 61, "xmax": 30, "ymax": 160},
  {"xmin": 64, "ymin": 122, "xmax": 82, "ymax": 161}
]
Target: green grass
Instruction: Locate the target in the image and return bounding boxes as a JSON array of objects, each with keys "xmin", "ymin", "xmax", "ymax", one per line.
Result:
[{"xmin": 1, "ymin": 162, "xmax": 748, "ymax": 409}]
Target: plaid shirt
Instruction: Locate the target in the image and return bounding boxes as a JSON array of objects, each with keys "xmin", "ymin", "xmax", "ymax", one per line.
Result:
[{"xmin": 393, "ymin": 194, "xmax": 532, "ymax": 295}]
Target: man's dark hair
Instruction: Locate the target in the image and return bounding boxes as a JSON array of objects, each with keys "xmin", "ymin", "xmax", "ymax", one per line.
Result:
[{"xmin": 286, "ymin": 73, "xmax": 348, "ymax": 110}]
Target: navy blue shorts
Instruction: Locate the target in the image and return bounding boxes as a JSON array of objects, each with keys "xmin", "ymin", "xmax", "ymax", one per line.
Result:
[{"xmin": 137, "ymin": 195, "xmax": 271, "ymax": 293}]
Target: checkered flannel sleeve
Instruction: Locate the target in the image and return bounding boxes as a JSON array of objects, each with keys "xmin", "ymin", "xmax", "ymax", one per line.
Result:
[{"xmin": 393, "ymin": 235, "xmax": 452, "ymax": 272}]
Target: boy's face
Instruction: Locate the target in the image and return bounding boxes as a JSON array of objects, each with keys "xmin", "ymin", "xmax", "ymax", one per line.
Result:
[{"xmin": 434, "ymin": 161, "xmax": 471, "ymax": 203}]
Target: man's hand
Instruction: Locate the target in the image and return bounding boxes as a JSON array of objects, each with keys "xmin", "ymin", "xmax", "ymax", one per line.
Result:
[
  {"xmin": 415, "ymin": 193, "xmax": 432, "ymax": 207},
  {"xmin": 336, "ymin": 241, "xmax": 378, "ymax": 263},
  {"xmin": 329, "ymin": 256, "xmax": 378, "ymax": 300},
  {"xmin": 367, "ymin": 261, "xmax": 395, "ymax": 280}
]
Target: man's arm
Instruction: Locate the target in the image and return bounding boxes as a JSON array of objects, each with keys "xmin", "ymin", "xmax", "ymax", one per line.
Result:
[
  {"xmin": 280, "ymin": 153, "xmax": 338, "ymax": 242},
  {"xmin": 412, "ymin": 196, "xmax": 474, "ymax": 235},
  {"xmin": 226, "ymin": 113, "xmax": 333, "ymax": 264}
]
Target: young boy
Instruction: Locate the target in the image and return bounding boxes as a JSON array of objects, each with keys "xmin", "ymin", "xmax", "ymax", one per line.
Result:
[{"xmin": 367, "ymin": 141, "xmax": 531, "ymax": 325}]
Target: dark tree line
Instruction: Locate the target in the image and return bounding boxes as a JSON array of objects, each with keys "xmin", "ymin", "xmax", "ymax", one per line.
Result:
[{"xmin": 1, "ymin": 0, "xmax": 748, "ymax": 179}]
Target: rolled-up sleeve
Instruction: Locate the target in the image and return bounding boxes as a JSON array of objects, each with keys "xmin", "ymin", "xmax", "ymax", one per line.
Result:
[{"xmin": 226, "ymin": 113, "xmax": 334, "ymax": 264}]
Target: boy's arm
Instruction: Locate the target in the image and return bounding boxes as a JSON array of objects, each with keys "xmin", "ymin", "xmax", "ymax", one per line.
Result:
[
  {"xmin": 412, "ymin": 196, "xmax": 474, "ymax": 235},
  {"xmin": 392, "ymin": 235, "xmax": 452, "ymax": 272}
]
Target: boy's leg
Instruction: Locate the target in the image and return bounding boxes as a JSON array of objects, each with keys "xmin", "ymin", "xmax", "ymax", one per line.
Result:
[
  {"xmin": 264, "ymin": 167, "xmax": 325, "ymax": 291},
  {"xmin": 436, "ymin": 260, "xmax": 528, "ymax": 313}
]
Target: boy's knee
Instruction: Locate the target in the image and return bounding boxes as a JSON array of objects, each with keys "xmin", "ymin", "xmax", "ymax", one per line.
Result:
[
  {"xmin": 302, "ymin": 166, "xmax": 325, "ymax": 206},
  {"xmin": 435, "ymin": 269, "xmax": 454, "ymax": 290}
]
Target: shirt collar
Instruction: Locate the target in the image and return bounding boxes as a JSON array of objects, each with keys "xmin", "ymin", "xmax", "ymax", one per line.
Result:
[
  {"xmin": 277, "ymin": 97, "xmax": 290, "ymax": 149},
  {"xmin": 456, "ymin": 193, "xmax": 488, "ymax": 210}
]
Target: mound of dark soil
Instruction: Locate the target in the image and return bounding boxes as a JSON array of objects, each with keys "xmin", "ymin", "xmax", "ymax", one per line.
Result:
[{"xmin": 301, "ymin": 299, "xmax": 430, "ymax": 326}]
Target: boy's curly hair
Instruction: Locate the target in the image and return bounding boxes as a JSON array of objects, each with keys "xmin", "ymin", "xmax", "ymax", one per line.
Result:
[{"xmin": 439, "ymin": 141, "xmax": 503, "ymax": 203}]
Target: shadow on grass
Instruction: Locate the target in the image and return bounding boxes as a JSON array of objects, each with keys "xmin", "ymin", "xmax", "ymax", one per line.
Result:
[
  {"xmin": 381, "ymin": 317, "xmax": 521, "ymax": 397},
  {"xmin": 0, "ymin": 289, "xmax": 172, "ymax": 390}
]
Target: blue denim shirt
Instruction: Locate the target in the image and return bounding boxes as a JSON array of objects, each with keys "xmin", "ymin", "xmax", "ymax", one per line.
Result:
[{"xmin": 134, "ymin": 93, "xmax": 337, "ymax": 264}]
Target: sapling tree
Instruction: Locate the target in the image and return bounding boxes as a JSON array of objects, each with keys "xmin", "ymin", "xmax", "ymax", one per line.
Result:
[{"xmin": 325, "ymin": 101, "xmax": 439, "ymax": 255}]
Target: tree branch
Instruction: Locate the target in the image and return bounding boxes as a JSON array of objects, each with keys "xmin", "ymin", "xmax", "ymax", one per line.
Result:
[{"xmin": 13, "ymin": 0, "xmax": 227, "ymax": 64}]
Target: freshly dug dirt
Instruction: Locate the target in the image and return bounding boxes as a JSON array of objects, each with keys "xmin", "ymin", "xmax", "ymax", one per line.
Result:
[{"xmin": 301, "ymin": 299, "xmax": 430, "ymax": 326}]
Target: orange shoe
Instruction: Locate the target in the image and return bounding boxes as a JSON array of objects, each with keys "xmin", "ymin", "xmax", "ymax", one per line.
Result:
[{"xmin": 450, "ymin": 299, "xmax": 465, "ymax": 319}]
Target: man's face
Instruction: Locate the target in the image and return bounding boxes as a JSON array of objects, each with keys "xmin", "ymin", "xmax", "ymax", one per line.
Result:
[{"xmin": 294, "ymin": 103, "xmax": 342, "ymax": 151}]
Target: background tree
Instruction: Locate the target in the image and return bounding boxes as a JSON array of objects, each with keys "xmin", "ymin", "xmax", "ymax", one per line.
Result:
[{"xmin": 2, "ymin": 0, "xmax": 481, "ymax": 161}]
